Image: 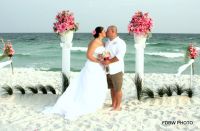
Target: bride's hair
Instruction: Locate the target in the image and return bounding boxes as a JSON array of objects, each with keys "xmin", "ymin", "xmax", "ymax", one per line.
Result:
[{"xmin": 93, "ymin": 26, "xmax": 104, "ymax": 38}]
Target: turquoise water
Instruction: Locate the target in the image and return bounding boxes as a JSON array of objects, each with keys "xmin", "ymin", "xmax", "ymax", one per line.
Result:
[{"xmin": 0, "ymin": 33, "xmax": 200, "ymax": 74}]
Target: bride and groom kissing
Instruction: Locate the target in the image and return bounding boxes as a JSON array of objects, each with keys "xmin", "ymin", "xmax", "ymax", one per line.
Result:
[{"xmin": 43, "ymin": 25, "xmax": 126, "ymax": 120}]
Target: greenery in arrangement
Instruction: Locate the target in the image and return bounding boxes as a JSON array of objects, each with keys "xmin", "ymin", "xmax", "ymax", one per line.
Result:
[
  {"xmin": 174, "ymin": 84, "xmax": 185, "ymax": 95},
  {"xmin": 62, "ymin": 73, "xmax": 70, "ymax": 94},
  {"xmin": 46, "ymin": 85, "xmax": 56, "ymax": 94},
  {"xmin": 157, "ymin": 88, "xmax": 165, "ymax": 97},
  {"xmin": 134, "ymin": 74, "xmax": 143, "ymax": 100},
  {"xmin": 15, "ymin": 85, "xmax": 26, "ymax": 94},
  {"xmin": 27, "ymin": 86, "xmax": 38, "ymax": 94},
  {"xmin": 143, "ymin": 88, "xmax": 154, "ymax": 98},
  {"xmin": 2, "ymin": 85, "xmax": 13, "ymax": 95}
]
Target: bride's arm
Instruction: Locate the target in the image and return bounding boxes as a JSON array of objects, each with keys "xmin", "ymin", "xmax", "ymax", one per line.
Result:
[{"xmin": 87, "ymin": 41, "xmax": 99, "ymax": 63}]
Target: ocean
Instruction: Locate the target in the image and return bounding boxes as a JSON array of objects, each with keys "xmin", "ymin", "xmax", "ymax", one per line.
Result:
[{"xmin": 0, "ymin": 33, "xmax": 200, "ymax": 74}]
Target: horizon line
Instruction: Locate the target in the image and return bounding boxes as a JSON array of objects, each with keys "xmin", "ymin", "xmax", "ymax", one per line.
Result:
[{"xmin": 0, "ymin": 32, "xmax": 200, "ymax": 34}]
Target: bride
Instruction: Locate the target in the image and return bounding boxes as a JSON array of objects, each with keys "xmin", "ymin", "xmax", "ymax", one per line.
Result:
[{"xmin": 43, "ymin": 26, "xmax": 108, "ymax": 120}]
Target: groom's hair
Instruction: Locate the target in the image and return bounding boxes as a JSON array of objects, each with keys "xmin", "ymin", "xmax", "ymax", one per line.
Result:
[{"xmin": 108, "ymin": 25, "xmax": 117, "ymax": 34}]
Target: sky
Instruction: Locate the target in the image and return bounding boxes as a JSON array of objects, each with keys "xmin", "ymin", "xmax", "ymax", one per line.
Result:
[{"xmin": 0, "ymin": 0, "xmax": 199, "ymax": 33}]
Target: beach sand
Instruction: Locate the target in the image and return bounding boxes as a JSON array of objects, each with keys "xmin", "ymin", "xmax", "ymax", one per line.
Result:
[{"xmin": 0, "ymin": 68, "xmax": 200, "ymax": 131}]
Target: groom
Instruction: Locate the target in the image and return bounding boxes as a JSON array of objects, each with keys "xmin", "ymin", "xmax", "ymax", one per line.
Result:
[{"xmin": 102, "ymin": 25, "xmax": 126, "ymax": 111}]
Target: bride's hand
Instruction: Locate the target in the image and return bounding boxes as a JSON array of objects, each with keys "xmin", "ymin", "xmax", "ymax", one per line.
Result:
[{"xmin": 97, "ymin": 54, "xmax": 104, "ymax": 61}]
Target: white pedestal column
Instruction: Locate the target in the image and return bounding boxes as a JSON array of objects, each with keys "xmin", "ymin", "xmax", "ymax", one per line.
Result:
[
  {"xmin": 134, "ymin": 34, "xmax": 147, "ymax": 79},
  {"xmin": 190, "ymin": 63, "xmax": 193, "ymax": 88},
  {"xmin": 60, "ymin": 31, "xmax": 74, "ymax": 78}
]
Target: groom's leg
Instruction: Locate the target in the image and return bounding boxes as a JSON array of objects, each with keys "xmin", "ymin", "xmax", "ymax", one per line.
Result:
[
  {"xmin": 111, "ymin": 88, "xmax": 116, "ymax": 107},
  {"xmin": 115, "ymin": 90, "xmax": 122, "ymax": 110},
  {"xmin": 111, "ymin": 72, "xmax": 123, "ymax": 110},
  {"xmin": 107, "ymin": 74, "xmax": 116, "ymax": 107}
]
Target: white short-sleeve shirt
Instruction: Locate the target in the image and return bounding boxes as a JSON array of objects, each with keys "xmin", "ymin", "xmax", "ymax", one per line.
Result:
[{"xmin": 105, "ymin": 36, "xmax": 126, "ymax": 75}]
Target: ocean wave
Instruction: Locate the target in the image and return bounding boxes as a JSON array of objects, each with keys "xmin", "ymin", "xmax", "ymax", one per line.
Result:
[
  {"xmin": 15, "ymin": 53, "xmax": 31, "ymax": 56},
  {"xmin": 71, "ymin": 47, "xmax": 87, "ymax": 52},
  {"xmin": 146, "ymin": 42, "xmax": 159, "ymax": 45},
  {"xmin": 145, "ymin": 52, "xmax": 184, "ymax": 58}
]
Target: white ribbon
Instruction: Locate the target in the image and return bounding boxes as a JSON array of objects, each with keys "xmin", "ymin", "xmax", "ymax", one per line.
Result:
[
  {"xmin": 0, "ymin": 60, "xmax": 12, "ymax": 69},
  {"xmin": 177, "ymin": 46, "xmax": 200, "ymax": 75},
  {"xmin": 176, "ymin": 45, "xmax": 200, "ymax": 88},
  {"xmin": 196, "ymin": 47, "xmax": 200, "ymax": 51},
  {"xmin": 176, "ymin": 59, "xmax": 194, "ymax": 76}
]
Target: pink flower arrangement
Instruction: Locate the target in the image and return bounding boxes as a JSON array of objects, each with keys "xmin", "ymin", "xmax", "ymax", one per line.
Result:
[
  {"xmin": 102, "ymin": 51, "xmax": 110, "ymax": 60},
  {"xmin": 53, "ymin": 10, "xmax": 79, "ymax": 34},
  {"xmin": 187, "ymin": 44, "xmax": 198, "ymax": 59},
  {"xmin": 97, "ymin": 51, "xmax": 110, "ymax": 61},
  {"xmin": 3, "ymin": 41, "xmax": 15, "ymax": 57},
  {"xmin": 128, "ymin": 11, "xmax": 153, "ymax": 36}
]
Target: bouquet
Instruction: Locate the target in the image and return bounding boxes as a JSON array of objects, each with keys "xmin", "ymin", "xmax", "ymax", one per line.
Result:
[
  {"xmin": 98, "ymin": 51, "xmax": 110, "ymax": 61},
  {"xmin": 99, "ymin": 51, "xmax": 110, "ymax": 72},
  {"xmin": 3, "ymin": 41, "xmax": 15, "ymax": 57},
  {"xmin": 102, "ymin": 51, "xmax": 110, "ymax": 60},
  {"xmin": 53, "ymin": 10, "xmax": 79, "ymax": 34},
  {"xmin": 1, "ymin": 39, "xmax": 15, "ymax": 58},
  {"xmin": 0, "ymin": 39, "xmax": 15, "ymax": 74},
  {"xmin": 187, "ymin": 44, "xmax": 198, "ymax": 59},
  {"xmin": 128, "ymin": 11, "xmax": 153, "ymax": 37}
]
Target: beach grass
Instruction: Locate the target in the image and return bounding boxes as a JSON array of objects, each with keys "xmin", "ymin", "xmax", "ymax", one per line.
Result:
[
  {"xmin": 165, "ymin": 85, "xmax": 173, "ymax": 96},
  {"xmin": 2, "ymin": 85, "xmax": 13, "ymax": 95},
  {"xmin": 27, "ymin": 86, "xmax": 38, "ymax": 94},
  {"xmin": 15, "ymin": 85, "xmax": 26, "ymax": 94},
  {"xmin": 62, "ymin": 73, "xmax": 70, "ymax": 94},
  {"xmin": 134, "ymin": 74, "xmax": 143, "ymax": 100},
  {"xmin": 157, "ymin": 88, "xmax": 165, "ymax": 97},
  {"xmin": 174, "ymin": 84, "xmax": 184, "ymax": 95},
  {"xmin": 143, "ymin": 88, "xmax": 154, "ymax": 98},
  {"xmin": 185, "ymin": 88, "xmax": 193, "ymax": 98},
  {"xmin": 46, "ymin": 85, "xmax": 56, "ymax": 94},
  {"xmin": 37, "ymin": 85, "xmax": 47, "ymax": 94}
]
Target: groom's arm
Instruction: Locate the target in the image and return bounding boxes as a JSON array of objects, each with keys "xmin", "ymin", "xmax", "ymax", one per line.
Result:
[{"xmin": 102, "ymin": 42, "xmax": 126, "ymax": 65}]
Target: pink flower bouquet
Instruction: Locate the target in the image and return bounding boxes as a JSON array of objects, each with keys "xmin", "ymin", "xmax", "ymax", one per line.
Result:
[
  {"xmin": 187, "ymin": 44, "xmax": 198, "ymax": 59},
  {"xmin": 97, "ymin": 51, "xmax": 111, "ymax": 62},
  {"xmin": 53, "ymin": 10, "xmax": 79, "ymax": 34},
  {"xmin": 3, "ymin": 40, "xmax": 15, "ymax": 57},
  {"xmin": 102, "ymin": 51, "xmax": 110, "ymax": 60},
  {"xmin": 128, "ymin": 11, "xmax": 153, "ymax": 37}
]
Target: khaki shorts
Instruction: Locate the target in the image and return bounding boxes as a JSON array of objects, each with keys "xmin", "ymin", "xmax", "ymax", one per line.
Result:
[{"xmin": 107, "ymin": 72, "xmax": 123, "ymax": 91}]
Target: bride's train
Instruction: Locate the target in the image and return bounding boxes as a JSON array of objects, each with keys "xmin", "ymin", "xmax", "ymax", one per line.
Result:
[{"xmin": 43, "ymin": 46, "xmax": 107, "ymax": 120}]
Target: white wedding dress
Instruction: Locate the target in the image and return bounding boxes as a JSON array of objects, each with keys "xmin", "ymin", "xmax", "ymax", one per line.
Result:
[{"xmin": 43, "ymin": 46, "xmax": 107, "ymax": 120}]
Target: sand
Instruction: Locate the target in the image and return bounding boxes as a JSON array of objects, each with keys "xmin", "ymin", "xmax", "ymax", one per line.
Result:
[{"xmin": 0, "ymin": 68, "xmax": 200, "ymax": 131}]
